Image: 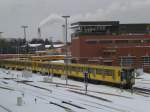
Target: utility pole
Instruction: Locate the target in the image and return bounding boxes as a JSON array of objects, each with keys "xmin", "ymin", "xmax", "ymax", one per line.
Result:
[
  {"xmin": 17, "ymin": 39, "xmax": 20, "ymax": 59},
  {"xmin": 62, "ymin": 16, "xmax": 70, "ymax": 85},
  {"xmin": 120, "ymin": 56, "xmax": 124, "ymax": 91},
  {"xmin": 0, "ymin": 32, "xmax": 3, "ymax": 54},
  {"xmin": 62, "ymin": 24, "xmax": 66, "ymax": 43}
]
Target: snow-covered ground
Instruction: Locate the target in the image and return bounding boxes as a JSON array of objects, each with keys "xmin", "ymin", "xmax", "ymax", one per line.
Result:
[
  {"xmin": 134, "ymin": 72, "xmax": 150, "ymax": 89},
  {"xmin": 0, "ymin": 68, "xmax": 150, "ymax": 112}
]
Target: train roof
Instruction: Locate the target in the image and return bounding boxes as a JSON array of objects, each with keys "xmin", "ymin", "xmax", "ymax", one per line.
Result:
[{"xmin": 1, "ymin": 59, "xmax": 134, "ymax": 70}]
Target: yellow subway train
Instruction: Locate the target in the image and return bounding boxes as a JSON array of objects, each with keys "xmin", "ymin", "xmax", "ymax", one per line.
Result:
[{"xmin": 0, "ymin": 59, "xmax": 135, "ymax": 88}]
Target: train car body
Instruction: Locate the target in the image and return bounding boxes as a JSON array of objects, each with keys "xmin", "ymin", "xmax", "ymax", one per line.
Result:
[
  {"xmin": 0, "ymin": 59, "xmax": 135, "ymax": 88},
  {"xmin": 30, "ymin": 55, "xmax": 65, "ymax": 61}
]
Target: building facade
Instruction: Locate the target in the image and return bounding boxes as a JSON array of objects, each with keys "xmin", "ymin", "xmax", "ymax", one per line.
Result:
[{"xmin": 71, "ymin": 21, "xmax": 150, "ymax": 72}]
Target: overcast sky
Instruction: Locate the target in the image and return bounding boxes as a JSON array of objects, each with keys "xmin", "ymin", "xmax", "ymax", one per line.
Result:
[{"xmin": 0, "ymin": 0, "xmax": 150, "ymax": 41}]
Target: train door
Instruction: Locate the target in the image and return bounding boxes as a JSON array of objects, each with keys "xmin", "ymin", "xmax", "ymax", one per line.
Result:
[{"xmin": 121, "ymin": 70, "xmax": 126, "ymax": 83}]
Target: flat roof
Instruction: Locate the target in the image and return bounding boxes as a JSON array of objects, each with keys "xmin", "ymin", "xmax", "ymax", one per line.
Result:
[
  {"xmin": 71, "ymin": 21, "xmax": 120, "ymax": 26},
  {"xmin": 71, "ymin": 21, "xmax": 150, "ymax": 27}
]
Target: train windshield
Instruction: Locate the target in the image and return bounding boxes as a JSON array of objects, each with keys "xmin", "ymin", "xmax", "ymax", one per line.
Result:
[
  {"xmin": 121, "ymin": 68, "xmax": 135, "ymax": 86},
  {"xmin": 121, "ymin": 69, "xmax": 134, "ymax": 80}
]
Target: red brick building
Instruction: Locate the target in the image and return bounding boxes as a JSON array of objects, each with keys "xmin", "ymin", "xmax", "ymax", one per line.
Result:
[{"xmin": 71, "ymin": 21, "xmax": 150, "ymax": 72}]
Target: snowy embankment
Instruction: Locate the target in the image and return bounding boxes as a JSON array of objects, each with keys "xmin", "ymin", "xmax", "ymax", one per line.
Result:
[{"xmin": 0, "ymin": 68, "xmax": 150, "ymax": 112}]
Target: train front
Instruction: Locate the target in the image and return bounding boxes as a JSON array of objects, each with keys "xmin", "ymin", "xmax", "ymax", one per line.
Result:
[{"xmin": 121, "ymin": 68, "xmax": 135, "ymax": 89}]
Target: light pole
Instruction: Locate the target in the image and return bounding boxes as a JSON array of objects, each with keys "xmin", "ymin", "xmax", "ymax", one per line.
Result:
[
  {"xmin": 21, "ymin": 25, "xmax": 28, "ymax": 54},
  {"xmin": 49, "ymin": 37, "xmax": 54, "ymax": 49},
  {"xmin": 21, "ymin": 26, "xmax": 28, "ymax": 42},
  {"xmin": 62, "ymin": 16, "xmax": 70, "ymax": 85},
  {"xmin": 62, "ymin": 24, "xmax": 65, "ymax": 43},
  {"xmin": 21, "ymin": 26, "xmax": 28, "ymax": 71},
  {"xmin": 17, "ymin": 39, "xmax": 20, "ymax": 59},
  {"xmin": 0, "ymin": 32, "xmax": 3, "ymax": 38}
]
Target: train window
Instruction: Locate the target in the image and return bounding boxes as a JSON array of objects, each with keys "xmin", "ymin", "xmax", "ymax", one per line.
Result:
[
  {"xmin": 88, "ymin": 68, "xmax": 95, "ymax": 74},
  {"xmin": 41, "ymin": 64, "xmax": 48, "ymax": 68},
  {"xmin": 112, "ymin": 74, "xmax": 115, "ymax": 80},
  {"xmin": 74, "ymin": 67, "xmax": 77, "ymax": 71},
  {"xmin": 71, "ymin": 67, "xmax": 76, "ymax": 71},
  {"xmin": 57, "ymin": 65, "xmax": 60, "ymax": 69},
  {"xmin": 106, "ymin": 70, "xmax": 114, "ymax": 76},
  {"xmin": 56, "ymin": 65, "xmax": 64, "ymax": 70},
  {"xmin": 104, "ymin": 70, "xmax": 108, "ymax": 75},
  {"xmin": 76, "ymin": 67, "xmax": 79, "ymax": 72},
  {"xmin": 79, "ymin": 67, "xmax": 83, "ymax": 72},
  {"xmin": 69, "ymin": 66, "xmax": 72, "ymax": 71},
  {"xmin": 111, "ymin": 70, "xmax": 115, "ymax": 80},
  {"xmin": 76, "ymin": 67, "xmax": 82, "ymax": 72},
  {"xmin": 62, "ymin": 65, "xmax": 65, "ymax": 70},
  {"xmin": 96, "ymin": 68, "xmax": 103, "ymax": 74},
  {"xmin": 96, "ymin": 68, "xmax": 114, "ymax": 76},
  {"xmin": 96, "ymin": 69, "xmax": 99, "ymax": 74},
  {"xmin": 118, "ymin": 71, "xmax": 121, "ymax": 77}
]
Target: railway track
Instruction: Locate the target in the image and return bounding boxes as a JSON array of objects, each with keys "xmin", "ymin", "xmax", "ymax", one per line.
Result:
[
  {"xmin": 22, "ymin": 82, "xmax": 52, "ymax": 93},
  {"xmin": 39, "ymin": 81, "xmax": 132, "ymax": 99},
  {"xmin": 20, "ymin": 81, "xmax": 112, "ymax": 103},
  {"xmin": 68, "ymin": 88, "xmax": 132, "ymax": 99},
  {"xmin": 0, "ymin": 70, "xmax": 134, "ymax": 112},
  {"xmin": 0, "ymin": 86, "xmax": 14, "ymax": 91},
  {"xmin": 68, "ymin": 90, "xmax": 112, "ymax": 102},
  {"xmin": 133, "ymin": 86, "xmax": 150, "ymax": 96},
  {"xmin": 0, "ymin": 105, "xmax": 12, "ymax": 112},
  {"xmin": 20, "ymin": 82, "xmax": 132, "ymax": 112},
  {"xmin": 0, "ymin": 81, "xmax": 78, "ymax": 112},
  {"xmin": 40, "ymin": 81, "xmax": 82, "ymax": 88},
  {"xmin": 8, "ymin": 79, "xmax": 130, "ymax": 112}
]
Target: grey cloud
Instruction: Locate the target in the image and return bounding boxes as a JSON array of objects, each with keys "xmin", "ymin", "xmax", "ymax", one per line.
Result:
[{"xmin": 0, "ymin": 0, "xmax": 150, "ymax": 41}]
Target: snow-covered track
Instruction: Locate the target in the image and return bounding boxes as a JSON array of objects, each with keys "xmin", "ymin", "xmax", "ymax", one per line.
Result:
[
  {"xmin": 0, "ymin": 105, "xmax": 12, "ymax": 112},
  {"xmin": 133, "ymin": 87, "xmax": 150, "ymax": 95}
]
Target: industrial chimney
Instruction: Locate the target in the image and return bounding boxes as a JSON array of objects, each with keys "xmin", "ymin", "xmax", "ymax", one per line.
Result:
[
  {"xmin": 38, "ymin": 27, "xmax": 41, "ymax": 38},
  {"xmin": 0, "ymin": 32, "xmax": 3, "ymax": 38}
]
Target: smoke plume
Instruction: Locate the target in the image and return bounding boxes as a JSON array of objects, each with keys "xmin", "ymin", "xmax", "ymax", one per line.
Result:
[{"xmin": 39, "ymin": 14, "xmax": 64, "ymax": 28}]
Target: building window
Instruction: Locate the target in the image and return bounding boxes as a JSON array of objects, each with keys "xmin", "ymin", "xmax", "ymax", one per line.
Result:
[
  {"xmin": 143, "ymin": 39, "xmax": 150, "ymax": 43},
  {"xmin": 115, "ymin": 40, "xmax": 128, "ymax": 44},
  {"xmin": 128, "ymin": 40, "xmax": 141, "ymax": 44},
  {"xmin": 86, "ymin": 40, "xmax": 98, "ymax": 45},
  {"xmin": 120, "ymin": 56, "xmax": 135, "ymax": 66},
  {"xmin": 142, "ymin": 56, "xmax": 150, "ymax": 66},
  {"xmin": 99, "ymin": 40, "xmax": 112, "ymax": 44}
]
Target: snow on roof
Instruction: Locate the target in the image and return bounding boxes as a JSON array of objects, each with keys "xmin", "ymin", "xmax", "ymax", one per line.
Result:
[
  {"xmin": 29, "ymin": 44, "xmax": 42, "ymax": 47},
  {"xmin": 35, "ymin": 50, "xmax": 47, "ymax": 53},
  {"xmin": 45, "ymin": 45, "xmax": 51, "ymax": 48},
  {"xmin": 45, "ymin": 44, "xmax": 64, "ymax": 48},
  {"xmin": 50, "ymin": 60, "xmax": 64, "ymax": 63}
]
